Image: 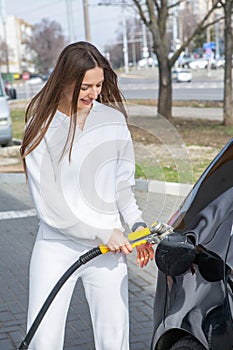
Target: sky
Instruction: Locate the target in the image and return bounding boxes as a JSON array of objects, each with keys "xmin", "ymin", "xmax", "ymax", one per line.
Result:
[{"xmin": 5, "ymin": 0, "xmax": 125, "ymax": 51}]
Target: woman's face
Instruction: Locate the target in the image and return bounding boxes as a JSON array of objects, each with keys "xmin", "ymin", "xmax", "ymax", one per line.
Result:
[
  {"xmin": 62, "ymin": 67, "xmax": 104, "ymax": 113},
  {"xmin": 71, "ymin": 67, "xmax": 104, "ymax": 109},
  {"xmin": 78, "ymin": 66, "xmax": 104, "ymax": 110}
]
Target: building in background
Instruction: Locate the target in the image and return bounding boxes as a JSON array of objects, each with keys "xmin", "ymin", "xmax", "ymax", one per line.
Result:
[{"xmin": 0, "ymin": 16, "xmax": 35, "ymax": 75}]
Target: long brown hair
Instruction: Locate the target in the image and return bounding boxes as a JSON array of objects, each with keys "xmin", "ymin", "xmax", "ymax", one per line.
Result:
[{"xmin": 20, "ymin": 41, "xmax": 127, "ymax": 166}]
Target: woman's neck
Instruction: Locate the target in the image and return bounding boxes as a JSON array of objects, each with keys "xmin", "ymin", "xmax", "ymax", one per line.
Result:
[
  {"xmin": 58, "ymin": 99, "xmax": 72, "ymax": 116},
  {"xmin": 58, "ymin": 100, "xmax": 93, "ymax": 117},
  {"xmin": 58, "ymin": 101, "xmax": 93, "ymax": 130}
]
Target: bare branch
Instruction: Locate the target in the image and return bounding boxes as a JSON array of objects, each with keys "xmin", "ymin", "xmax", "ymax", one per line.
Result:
[
  {"xmin": 168, "ymin": 0, "xmax": 186, "ymax": 10},
  {"xmin": 169, "ymin": 1, "xmax": 221, "ymax": 66},
  {"xmin": 132, "ymin": 0, "xmax": 149, "ymax": 25},
  {"xmin": 146, "ymin": 0, "xmax": 158, "ymax": 24},
  {"xmin": 146, "ymin": 0, "xmax": 163, "ymax": 48},
  {"xmin": 200, "ymin": 15, "xmax": 225, "ymax": 32},
  {"xmin": 153, "ymin": 0, "xmax": 160, "ymax": 13}
]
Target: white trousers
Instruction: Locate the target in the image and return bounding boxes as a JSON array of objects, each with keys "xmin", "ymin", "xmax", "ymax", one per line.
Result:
[{"xmin": 27, "ymin": 228, "xmax": 129, "ymax": 350}]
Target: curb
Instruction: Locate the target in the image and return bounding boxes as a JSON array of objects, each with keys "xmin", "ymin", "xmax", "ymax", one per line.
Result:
[
  {"xmin": 135, "ymin": 179, "xmax": 192, "ymax": 197},
  {"xmin": 0, "ymin": 172, "xmax": 26, "ymax": 183},
  {"xmin": 0, "ymin": 172, "xmax": 193, "ymax": 197}
]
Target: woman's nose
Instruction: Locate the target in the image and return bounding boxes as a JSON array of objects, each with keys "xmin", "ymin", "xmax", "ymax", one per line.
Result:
[{"xmin": 89, "ymin": 87, "xmax": 99, "ymax": 99}]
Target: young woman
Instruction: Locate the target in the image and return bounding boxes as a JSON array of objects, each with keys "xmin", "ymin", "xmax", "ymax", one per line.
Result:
[{"xmin": 20, "ymin": 41, "xmax": 154, "ymax": 350}]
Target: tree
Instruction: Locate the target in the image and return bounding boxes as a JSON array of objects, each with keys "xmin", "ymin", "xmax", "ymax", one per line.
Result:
[
  {"xmin": 219, "ymin": 0, "xmax": 233, "ymax": 126},
  {"xmin": 0, "ymin": 39, "xmax": 11, "ymax": 72},
  {"xmin": 105, "ymin": 43, "xmax": 124, "ymax": 68},
  {"xmin": 132, "ymin": 0, "xmax": 222, "ymax": 119},
  {"xmin": 28, "ymin": 18, "xmax": 66, "ymax": 75},
  {"xmin": 179, "ymin": 2, "xmax": 199, "ymax": 53}
]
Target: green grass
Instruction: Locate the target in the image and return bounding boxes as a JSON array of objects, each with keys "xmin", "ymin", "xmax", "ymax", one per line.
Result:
[
  {"xmin": 10, "ymin": 109, "xmax": 25, "ymax": 140},
  {"xmin": 135, "ymin": 162, "xmax": 195, "ymax": 183},
  {"xmin": 136, "ymin": 163, "xmax": 180, "ymax": 182}
]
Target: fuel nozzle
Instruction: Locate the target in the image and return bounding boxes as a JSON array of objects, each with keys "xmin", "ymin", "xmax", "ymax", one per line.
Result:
[
  {"xmin": 127, "ymin": 221, "xmax": 174, "ymax": 247},
  {"xmin": 150, "ymin": 221, "xmax": 174, "ymax": 236},
  {"xmin": 144, "ymin": 222, "xmax": 173, "ymax": 245}
]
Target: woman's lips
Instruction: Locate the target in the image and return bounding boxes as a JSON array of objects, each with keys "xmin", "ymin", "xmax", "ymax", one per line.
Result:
[{"xmin": 81, "ymin": 99, "xmax": 93, "ymax": 105}]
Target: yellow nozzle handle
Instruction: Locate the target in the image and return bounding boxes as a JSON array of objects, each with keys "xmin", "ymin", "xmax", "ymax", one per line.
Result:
[
  {"xmin": 128, "ymin": 227, "xmax": 150, "ymax": 241},
  {"xmin": 131, "ymin": 239, "xmax": 147, "ymax": 248},
  {"xmin": 99, "ymin": 244, "xmax": 111, "ymax": 254},
  {"xmin": 99, "ymin": 222, "xmax": 157, "ymax": 254},
  {"xmin": 127, "ymin": 221, "xmax": 158, "ymax": 241},
  {"xmin": 99, "ymin": 238, "xmax": 148, "ymax": 254}
]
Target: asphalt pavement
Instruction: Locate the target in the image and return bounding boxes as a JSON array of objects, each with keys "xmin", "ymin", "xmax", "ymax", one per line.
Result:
[
  {"xmin": 126, "ymin": 103, "xmax": 223, "ymax": 122},
  {"xmin": 0, "ymin": 174, "xmax": 186, "ymax": 350}
]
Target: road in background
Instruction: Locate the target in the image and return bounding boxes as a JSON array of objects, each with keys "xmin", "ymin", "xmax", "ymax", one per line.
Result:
[
  {"xmin": 119, "ymin": 68, "xmax": 224, "ymax": 101},
  {"xmin": 13, "ymin": 67, "xmax": 224, "ymax": 101}
]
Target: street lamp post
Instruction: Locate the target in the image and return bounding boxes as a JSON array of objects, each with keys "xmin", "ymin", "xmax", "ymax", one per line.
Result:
[
  {"xmin": 83, "ymin": 0, "xmax": 91, "ymax": 42},
  {"xmin": 66, "ymin": 0, "xmax": 75, "ymax": 42},
  {"xmin": 98, "ymin": 1, "xmax": 130, "ymax": 74},
  {"xmin": 141, "ymin": 21, "xmax": 149, "ymax": 67},
  {"xmin": 0, "ymin": 0, "xmax": 9, "ymax": 73},
  {"xmin": 122, "ymin": 6, "xmax": 129, "ymax": 73}
]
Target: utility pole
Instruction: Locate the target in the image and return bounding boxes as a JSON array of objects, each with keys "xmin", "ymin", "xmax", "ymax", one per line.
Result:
[
  {"xmin": 97, "ymin": 1, "xmax": 129, "ymax": 74},
  {"xmin": 66, "ymin": 0, "xmax": 75, "ymax": 43},
  {"xmin": 141, "ymin": 22, "xmax": 148, "ymax": 67},
  {"xmin": 206, "ymin": 0, "xmax": 211, "ymax": 76},
  {"xmin": 83, "ymin": 0, "xmax": 91, "ymax": 42},
  {"xmin": 0, "ymin": 0, "xmax": 9, "ymax": 73},
  {"xmin": 215, "ymin": 14, "xmax": 220, "ymax": 59},
  {"xmin": 122, "ymin": 6, "xmax": 129, "ymax": 73}
]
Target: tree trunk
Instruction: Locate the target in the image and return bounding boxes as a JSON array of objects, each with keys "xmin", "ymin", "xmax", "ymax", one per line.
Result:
[
  {"xmin": 157, "ymin": 59, "xmax": 172, "ymax": 120},
  {"xmin": 223, "ymin": 0, "xmax": 233, "ymax": 126}
]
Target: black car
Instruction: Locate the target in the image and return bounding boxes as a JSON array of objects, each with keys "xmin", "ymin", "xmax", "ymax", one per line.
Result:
[{"xmin": 151, "ymin": 138, "xmax": 233, "ymax": 350}]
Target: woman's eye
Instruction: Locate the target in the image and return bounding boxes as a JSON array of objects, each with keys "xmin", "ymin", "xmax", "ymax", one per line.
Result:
[{"xmin": 81, "ymin": 86, "xmax": 88, "ymax": 91}]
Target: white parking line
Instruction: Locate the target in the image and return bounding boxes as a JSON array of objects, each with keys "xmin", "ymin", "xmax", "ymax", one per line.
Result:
[{"xmin": 0, "ymin": 209, "xmax": 36, "ymax": 220}]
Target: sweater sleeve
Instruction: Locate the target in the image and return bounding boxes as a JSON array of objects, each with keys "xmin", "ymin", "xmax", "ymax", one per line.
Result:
[{"xmin": 115, "ymin": 122, "xmax": 145, "ymax": 229}]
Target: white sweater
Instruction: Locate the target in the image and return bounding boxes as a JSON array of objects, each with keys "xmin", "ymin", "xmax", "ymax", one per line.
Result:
[{"xmin": 26, "ymin": 101, "xmax": 143, "ymax": 246}]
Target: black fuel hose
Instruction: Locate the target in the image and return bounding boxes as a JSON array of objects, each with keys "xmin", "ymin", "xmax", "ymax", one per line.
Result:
[
  {"xmin": 18, "ymin": 221, "xmax": 167, "ymax": 349},
  {"xmin": 18, "ymin": 247, "xmax": 102, "ymax": 350}
]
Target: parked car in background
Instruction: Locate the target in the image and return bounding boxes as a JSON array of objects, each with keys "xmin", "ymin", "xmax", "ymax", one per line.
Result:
[
  {"xmin": 211, "ymin": 57, "xmax": 225, "ymax": 69},
  {"xmin": 178, "ymin": 54, "xmax": 194, "ymax": 68},
  {"xmin": 0, "ymin": 76, "xmax": 12, "ymax": 146},
  {"xmin": 189, "ymin": 58, "xmax": 209, "ymax": 70},
  {"xmin": 4, "ymin": 80, "xmax": 17, "ymax": 100},
  {"xmin": 172, "ymin": 69, "xmax": 192, "ymax": 82},
  {"xmin": 137, "ymin": 57, "xmax": 158, "ymax": 68}
]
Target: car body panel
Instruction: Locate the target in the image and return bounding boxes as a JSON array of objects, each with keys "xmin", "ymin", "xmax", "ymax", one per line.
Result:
[
  {"xmin": 172, "ymin": 69, "xmax": 192, "ymax": 82},
  {"xmin": 0, "ymin": 76, "xmax": 12, "ymax": 146},
  {"xmin": 189, "ymin": 59, "xmax": 209, "ymax": 69},
  {"xmin": 152, "ymin": 138, "xmax": 233, "ymax": 350}
]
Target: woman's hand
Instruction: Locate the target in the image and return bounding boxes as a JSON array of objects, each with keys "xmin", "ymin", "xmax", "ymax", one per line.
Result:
[
  {"xmin": 136, "ymin": 242, "xmax": 154, "ymax": 268},
  {"xmin": 133, "ymin": 225, "xmax": 154, "ymax": 268},
  {"xmin": 107, "ymin": 228, "xmax": 133, "ymax": 255}
]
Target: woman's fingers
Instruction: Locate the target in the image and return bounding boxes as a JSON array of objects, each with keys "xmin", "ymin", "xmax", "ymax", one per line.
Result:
[
  {"xmin": 107, "ymin": 229, "xmax": 133, "ymax": 255},
  {"xmin": 120, "ymin": 242, "xmax": 133, "ymax": 255},
  {"xmin": 136, "ymin": 243, "xmax": 155, "ymax": 268}
]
